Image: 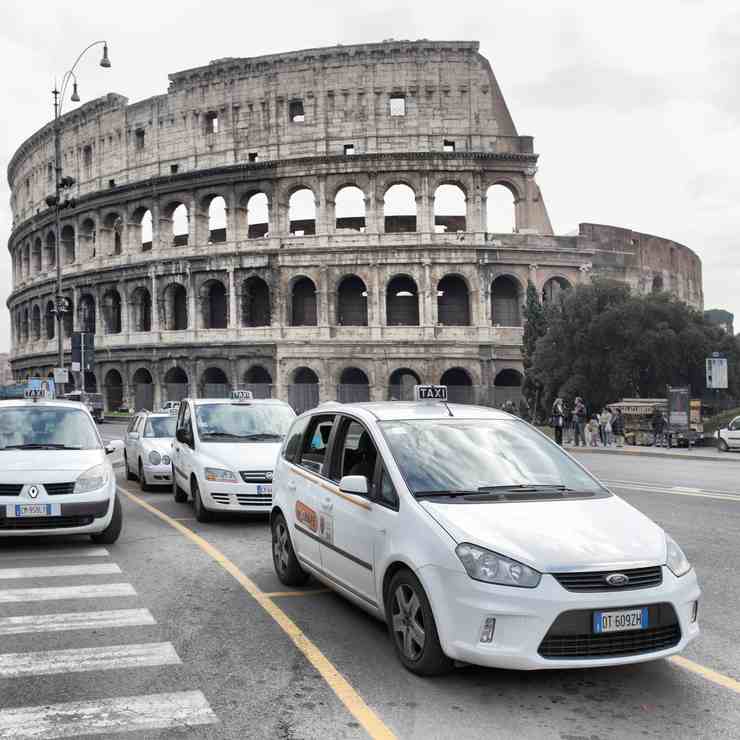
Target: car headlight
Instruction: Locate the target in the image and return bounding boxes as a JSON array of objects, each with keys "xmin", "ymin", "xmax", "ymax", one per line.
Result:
[
  {"xmin": 148, "ymin": 451, "xmax": 162, "ymax": 466},
  {"xmin": 74, "ymin": 463, "xmax": 110, "ymax": 494},
  {"xmin": 205, "ymin": 467, "xmax": 238, "ymax": 483},
  {"xmin": 162, "ymin": 454, "xmax": 171, "ymax": 466},
  {"xmin": 665, "ymin": 534, "xmax": 691, "ymax": 577},
  {"xmin": 455, "ymin": 543, "xmax": 541, "ymax": 588}
]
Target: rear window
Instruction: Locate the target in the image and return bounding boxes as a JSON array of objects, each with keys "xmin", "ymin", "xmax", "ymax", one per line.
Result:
[{"xmin": 0, "ymin": 407, "xmax": 101, "ymax": 450}]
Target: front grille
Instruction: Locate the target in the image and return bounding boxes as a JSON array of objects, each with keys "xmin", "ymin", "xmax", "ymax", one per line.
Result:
[
  {"xmin": 44, "ymin": 482, "xmax": 76, "ymax": 496},
  {"xmin": 0, "ymin": 485, "xmax": 23, "ymax": 497},
  {"xmin": 0, "ymin": 516, "xmax": 94, "ymax": 530},
  {"xmin": 553, "ymin": 566, "xmax": 663, "ymax": 592},
  {"xmin": 235, "ymin": 494, "xmax": 271, "ymax": 507},
  {"xmin": 211, "ymin": 493, "xmax": 231, "ymax": 505},
  {"xmin": 539, "ymin": 624, "xmax": 681, "ymax": 659},
  {"xmin": 240, "ymin": 471, "xmax": 273, "ymax": 484}
]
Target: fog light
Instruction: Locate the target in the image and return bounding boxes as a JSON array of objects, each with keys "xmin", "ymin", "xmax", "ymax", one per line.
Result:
[
  {"xmin": 691, "ymin": 601, "xmax": 699, "ymax": 623},
  {"xmin": 480, "ymin": 616, "xmax": 496, "ymax": 643}
]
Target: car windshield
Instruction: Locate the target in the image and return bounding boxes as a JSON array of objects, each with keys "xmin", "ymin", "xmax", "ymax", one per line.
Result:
[
  {"xmin": 0, "ymin": 406, "xmax": 101, "ymax": 450},
  {"xmin": 379, "ymin": 418, "xmax": 607, "ymax": 498},
  {"xmin": 194, "ymin": 403, "xmax": 294, "ymax": 441},
  {"xmin": 144, "ymin": 416, "xmax": 177, "ymax": 438}
]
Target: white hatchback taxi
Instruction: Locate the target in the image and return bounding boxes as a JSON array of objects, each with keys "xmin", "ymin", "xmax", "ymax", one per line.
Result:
[
  {"xmin": 172, "ymin": 393, "xmax": 295, "ymax": 521},
  {"xmin": 716, "ymin": 416, "xmax": 740, "ymax": 452},
  {"xmin": 0, "ymin": 395, "xmax": 123, "ymax": 543},
  {"xmin": 270, "ymin": 387, "xmax": 700, "ymax": 675}
]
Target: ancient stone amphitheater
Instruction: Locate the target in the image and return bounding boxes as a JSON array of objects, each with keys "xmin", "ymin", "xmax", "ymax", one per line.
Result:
[{"xmin": 6, "ymin": 40, "xmax": 704, "ymax": 412}]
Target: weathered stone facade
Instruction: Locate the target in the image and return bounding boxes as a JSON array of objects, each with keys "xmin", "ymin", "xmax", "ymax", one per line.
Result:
[{"xmin": 5, "ymin": 40, "xmax": 703, "ymax": 411}]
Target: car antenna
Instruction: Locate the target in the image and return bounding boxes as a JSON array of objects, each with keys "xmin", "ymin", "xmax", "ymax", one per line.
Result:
[{"xmin": 443, "ymin": 401, "xmax": 454, "ymax": 417}]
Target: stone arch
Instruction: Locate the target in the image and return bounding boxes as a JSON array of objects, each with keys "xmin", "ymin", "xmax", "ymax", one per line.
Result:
[
  {"xmin": 78, "ymin": 293, "xmax": 96, "ymax": 334},
  {"xmin": 383, "ymin": 183, "xmax": 417, "ymax": 233},
  {"xmin": 337, "ymin": 275, "xmax": 368, "ymax": 326},
  {"xmin": 31, "ymin": 304, "xmax": 41, "ymax": 341},
  {"xmin": 104, "ymin": 369, "xmax": 124, "ymax": 412},
  {"xmin": 433, "ymin": 184, "xmax": 467, "ymax": 233},
  {"xmin": 61, "ymin": 225, "xmax": 75, "ymax": 265},
  {"xmin": 206, "ymin": 194, "xmax": 227, "ymax": 243},
  {"xmin": 45, "ymin": 300, "xmax": 55, "ymax": 340},
  {"xmin": 243, "ymin": 191, "xmax": 270, "ymax": 239},
  {"xmin": 494, "ymin": 368, "xmax": 523, "ymax": 386},
  {"xmin": 79, "ymin": 218, "xmax": 96, "ymax": 259},
  {"xmin": 163, "ymin": 366, "xmax": 189, "ymax": 402},
  {"xmin": 652, "ymin": 274, "xmax": 664, "ymax": 293},
  {"xmin": 44, "ymin": 231, "xmax": 56, "ymax": 268},
  {"xmin": 163, "ymin": 200, "xmax": 189, "ymax": 246},
  {"xmin": 200, "ymin": 279, "xmax": 228, "ymax": 329},
  {"xmin": 491, "ymin": 274, "xmax": 522, "ymax": 327},
  {"xmin": 542, "ymin": 276, "xmax": 572, "ymax": 305},
  {"xmin": 291, "ymin": 276, "xmax": 317, "ymax": 326},
  {"xmin": 103, "ymin": 212, "xmax": 124, "ymax": 256},
  {"xmin": 101, "ymin": 289, "xmax": 122, "ymax": 334},
  {"xmin": 201, "ymin": 366, "xmax": 230, "ymax": 398},
  {"xmin": 338, "ymin": 366, "xmax": 370, "ymax": 403},
  {"xmin": 83, "ymin": 371, "xmax": 98, "ymax": 393},
  {"xmin": 437, "ymin": 274, "xmax": 470, "ymax": 326},
  {"xmin": 31, "ymin": 238, "xmax": 42, "ymax": 273},
  {"xmin": 131, "ymin": 206, "xmax": 153, "ymax": 251},
  {"xmin": 241, "ymin": 276, "xmax": 271, "ymax": 327},
  {"xmin": 132, "ymin": 367, "xmax": 154, "ymax": 411},
  {"xmin": 129, "ymin": 286, "xmax": 152, "ymax": 332},
  {"xmin": 486, "ymin": 183, "xmax": 518, "ymax": 233},
  {"xmin": 62, "ymin": 294, "xmax": 74, "ymax": 337},
  {"xmin": 388, "ymin": 368, "xmax": 421, "ymax": 401},
  {"xmin": 162, "ymin": 282, "xmax": 188, "ymax": 330},
  {"xmin": 244, "ymin": 365, "xmax": 273, "ymax": 398},
  {"xmin": 289, "ymin": 366, "xmax": 320, "ymax": 414},
  {"xmin": 334, "ymin": 185, "xmax": 366, "ymax": 232},
  {"xmin": 440, "ymin": 367, "xmax": 473, "ymax": 404},
  {"xmin": 288, "ymin": 187, "xmax": 316, "ymax": 235},
  {"xmin": 386, "ymin": 274, "xmax": 419, "ymax": 326}
]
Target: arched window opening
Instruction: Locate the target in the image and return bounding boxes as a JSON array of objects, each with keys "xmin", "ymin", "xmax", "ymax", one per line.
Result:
[
  {"xmin": 21, "ymin": 309, "xmax": 29, "ymax": 344},
  {"xmin": 80, "ymin": 219, "xmax": 96, "ymax": 259},
  {"xmin": 61, "ymin": 225, "xmax": 75, "ymax": 265},
  {"xmin": 62, "ymin": 296, "xmax": 73, "ymax": 338},
  {"xmin": 202, "ymin": 280, "xmax": 228, "ymax": 329},
  {"xmin": 542, "ymin": 277, "xmax": 571, "ymax": 305},
  {"xmin": 440, "ymin": 367, "xmax": 473, "ymax": 404},
  {"xmin": 241, "ymin": 277, "xmax": 271, "ymax": 327},
  {"xmin": 384, "ymin": 184, "xmax": 416, "ymax": 233},
  {"xmin": 31, "ymin": 239, "xmax": 42, "ymax": 273},
  {"xmin": 244, "ymin": 366, "xmax": 273, "ymax": 399},
  {"xmin": 208, "ymin": 196, "xmax": 227, "ymax": 243},
  {"xmin": 437, "ymin": 275, "xmax": 470, "ymax": 326},
  {"xmin": 289, "ymin": 367, "xmax": 319, "ymax": 414},
  {"xmin": 103, "ymin": 213, "xmax": 123, "ymax": 256},
  {"xmin": 137, "ymin": 209, "xmax": 153, "ymax": 251},
  {"xmin": 434, "ymin": 184, "xmax": 466, "ymax": 233},
  {"xmin": 45, "ymin": 300, "xmax": 55, "ymax": 340},
  {"xmin": 335, "ymin": 186, "xmax": 366, "ymax": 232},
  {"xmin": 130, "ymin": 287, "xmax": 152, "ymax": 332},
  {"xmin": 338, "ymin": 367, "xmax": 369, "ymax": 403},
  {"xmin": 132, "ymin": 368, "xmax": 154, "ymax": 411},
  {"xmin": 31, "ymin": 305, "xmax": 41, "ymax": 341},
  {"xmin": 494, "ymin": 368, "xmax": 523, "ymax": 408},
  {"xmin": 204, "ymin": 111, "xmax": 219, "ymax": 134},
  {"xmin": 386, "ymin": 275, "xmax": 419, "ymax": 326},
  {"xmin": 83, "ymin": 371, "xmax": 98, "ymax": 394},
  {"xmin": 289, "ymin": 189, "xmax": 316, "ymax": 235},
  {"xmin": 102, "ymin": 290, "xmax": 122, "ymax": 334},
  {"xmin": 164, "ymin": 366, "xmax": 189, "ymax": 402},
  {"xmin": 163, "ymin": 283, "xmax": 188, "ymax": 330},
  {"xmin": 79, "ymin": 295, "xmax": 96, "ymax": 334},
  {"xmin": 23, "ymin": 244, "xmax": 30, "ymax": 276},
  {"xmin": 291, "ymin": 277, "xmax": 317, "ymax": 326},
  {"xmin": 104, "ymin": 369, "xmax": 123, "ymax": 412},
  {"xmin": 246, "ymin": 193, "xmax": 269, "ymax": 238},
  {"xmin": 45, "ymin": 232, "xmax": 56, "ymax": 268},
  {"xmin": 491, "ymin": 276, "xmax": 521, "ymax": 327},
  {"xmin": 388, "ymin": 368, "xmax": 421, "ymax": 401},
  {"xmin": 652, "ymin": 274, "xmax": 664, "ymax": 293},
  {"xmin": 486, "ymin": 184, "xmax": 516, "ymax": 233},
  {"xmin": 202, "ymin": 367, "xmax": 230, "ymax": 399},
  {"xmin": 172, "ymin": 203, "xmax": 189, "ymax": 246},
  {"xmin": 337, "ymin": 276, "xmax": 368, "ymax": 326}
]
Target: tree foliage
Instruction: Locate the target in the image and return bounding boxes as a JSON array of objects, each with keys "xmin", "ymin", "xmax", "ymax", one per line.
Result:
[
  {"xmin": 530, "ymin": 280, "xmax": 740, "ymax": 411},
  {"xmin": 521, "ymin": 280, "xmax": 548, "ymax": 419}
]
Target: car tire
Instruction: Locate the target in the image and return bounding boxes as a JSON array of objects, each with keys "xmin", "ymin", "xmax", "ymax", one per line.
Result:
[
  {"xmin": 272, "ymin": 513, "xmax": 310, "ymax": 587},
  {"xmin": 173, "ymin": 468, "xmax": 188, "ymax": 503},
  {"xmin": 192, "ymin": 478, "xmax": 214, "ymax": 522},
  {"xmin": 90, "ymin": 496, "xmax": 123, "ymax": 545},
  {"xmin": 138, "ymin": 461, "xmax": 149, "ymax": 492},
  {"xmin": 386, "ymin": 568, "xmax": 453, "ymax": 676},
  {"xmin": 124, "ymin": 453, "xmax": 136, "ymax": 481},
  {"xmin": 718, "ymin": 438, "xmax": 729, "ymax": 452}
]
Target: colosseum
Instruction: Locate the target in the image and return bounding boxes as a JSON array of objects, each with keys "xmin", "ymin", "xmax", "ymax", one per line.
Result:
[{"xmin": 6, "ymin": 40, "xmax": 704, "ymax": 412}]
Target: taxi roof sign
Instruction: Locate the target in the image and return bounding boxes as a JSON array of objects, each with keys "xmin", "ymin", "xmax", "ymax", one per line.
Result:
[
  {"xmin": 414, "ymin": 384, "xmax": 448, "ymax": 402},
  {"xmin": 24, "ymin": 378, "xmax": 55, "ymax": 401},
  {"xmin": 230, "ymin": 389, "xmax": 254, "ymax": 402}
]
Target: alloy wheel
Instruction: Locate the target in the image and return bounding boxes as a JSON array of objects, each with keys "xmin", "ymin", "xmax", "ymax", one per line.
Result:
[
  {"xmin": 273, "ymin": 520, "xmax": 290, "ymax": 575},
  {"xmin": 391, "ymin": 583, "xmax": 426, "ymax": 661}
]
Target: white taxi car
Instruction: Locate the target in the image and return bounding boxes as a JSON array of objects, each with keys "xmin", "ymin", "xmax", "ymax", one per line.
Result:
[
  {"xmin": 172, "ymin": 393, "xmax": 295, "ymax": 522},
  {"xmin": 716, "ymin": 416, "xmax": 740, "ymax": 452},
  {"xmin": 270, "ymin": 387, "xmax": 700, "ymax": 675},
  {"xmin": 0, "ymin": 397, "xmax": 123, "ymax": 543},
  {"xmin": 124, "ymin": 411, "xmax": 176, "ymax": 490}
]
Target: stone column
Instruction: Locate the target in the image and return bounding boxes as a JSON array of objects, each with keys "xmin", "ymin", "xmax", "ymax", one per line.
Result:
[
  {"xmin": 226, "ymin": 188, "xmax": 239, "ymax": 242},
  {"xmin": 72, "ymin": 287, "xmax": 81, "ymax": 332},
  {"xmin": 480, "ymin": 265, "xmax": 492, "ymax": 325},
  {"xmin": 119, "ymin": 283, "xmax": 129, "ymax": 335},
  {"xmin": 188, "ymin": 269, "xmax": 198, "ymax": 331},
  {"xmin": 150, "ymin": 272, "xmax": 160, "ymax": 331},
  {"xmin": 367, "ymin": 172, "xmax": 380, "ymax": 233},
  {"xmin": 418, "ymin": 174, "xmax": 432, "ymax": 233},
  {"xmin": 318, "ymin": 266, "xmax": 329, "ymax": 328},
  {"xmin": 317, "ymin": 176, "xmax": 328, "ymax": 235},
  {"xmin": 228, "ymin": 267, "xmax": 237, "ymax": 329},
  {"xmin": 421, "ymin": 261, "xmax": 432, "ymax": 327},
  {"xmin": 190, "ymin": 196, "xmax": 206, "ymax": 247},
  {"xmin": 377, "ymin": 266, "xmax": 386, "ymax": 326}
]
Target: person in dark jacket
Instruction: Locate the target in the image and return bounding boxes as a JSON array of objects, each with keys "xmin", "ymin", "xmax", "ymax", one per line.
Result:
[
  {"xmin": 551, "ymin": 397, "xmax": 565, "ymax": 446},
  {"xmin": 611, "ymin": 408, "xmax": 625, "ymax": 447},
  {"xmin": 651, "ymin": 408, "xmax": 667, "ymax": 447},
  {"xmin": 572, "ymin": 397, "xmax": 587, "ymax": 446}
]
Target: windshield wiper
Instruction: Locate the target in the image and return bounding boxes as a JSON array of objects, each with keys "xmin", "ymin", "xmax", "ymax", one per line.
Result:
[
  {"xmin": 200, "ymin": 432, "xmax": 247, "ymax": 439},
  {"xmin": 415, "ymin": 490, "xmax": 479, "ymax": 499},
  {"xmin": 477, "ymin": 484, "xmax": 575, "ymax": 492},
  {"xmin": 241, "ymin": 433, "xmax": 284, "ymax": 441},
  {"xmin": 1, "ymin": 443, "xmax": 83, "ymax": 450}
]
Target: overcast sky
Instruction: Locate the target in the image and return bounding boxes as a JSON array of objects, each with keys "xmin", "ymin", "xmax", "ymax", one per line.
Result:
[{"xmin": 1, "ymin": 0, "xmax": 738, "ymax": 353}]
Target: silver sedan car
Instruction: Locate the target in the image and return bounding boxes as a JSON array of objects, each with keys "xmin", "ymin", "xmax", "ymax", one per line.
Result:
[{"xmin": 124, "ymin": 412, "xmax": 176, "ymax": 490}]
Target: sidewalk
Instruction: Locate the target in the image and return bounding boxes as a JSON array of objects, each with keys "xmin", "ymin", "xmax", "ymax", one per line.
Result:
[{"xmin": 567, "ymin": 443, "xmax": 740, "ymax": 464}]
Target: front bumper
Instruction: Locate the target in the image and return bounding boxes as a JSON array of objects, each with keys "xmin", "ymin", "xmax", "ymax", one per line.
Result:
[
  {"xmin": 202, "ymin": 481, "xmax": 273, "ymax": 513},
  {"xmin": 142, "ymin": 463, "xmax": 172, "ymax": 486},
  {"xmin": 419, "ymin": 564, "xmax": 700, "ymax": 670}
]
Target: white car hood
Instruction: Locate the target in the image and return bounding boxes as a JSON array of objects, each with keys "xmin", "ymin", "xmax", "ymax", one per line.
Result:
[
  {"xmin": 143, "ymin": 438, "xmax": 174, "ymax": 456},
  {"xmin": 421, "ymin": 495, "xmax": 667, "ymax": 571},
  {"xmin": 0, "ymin": 450, "xmax": 106, "ymax": 481},
  {"xmin": 198, "ymin": 442, "xmax": 281, "ymax": 471}
]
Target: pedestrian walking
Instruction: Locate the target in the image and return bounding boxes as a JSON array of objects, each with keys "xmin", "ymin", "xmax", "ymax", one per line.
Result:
[
  {"xmin": 601, "ymin": 407, "xmax": 613, "ymax": 447},
  {"xmin": 551, "ymin": 397, "xmax": 565, "ymax": 446},
  {"xmin": 572, "ymin": 397, "xmax": 587, "ymax": 447},
  {"xmin": 612, "ymin": 408, "xmax": 625, "ymax": 447},
  {"xmin": 651, "ymin": 407, "xmax": 667, "ymax": 448}
]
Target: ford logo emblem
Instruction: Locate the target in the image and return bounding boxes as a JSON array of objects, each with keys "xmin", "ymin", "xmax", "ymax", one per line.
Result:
[{"xmin": 606, "ymin": 573, "xmax": 630, "ymax": 587}]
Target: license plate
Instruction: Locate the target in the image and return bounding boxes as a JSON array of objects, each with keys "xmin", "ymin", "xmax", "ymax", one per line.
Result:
[
  {"xmin": 256, "ymin": 485, "xmax": 273, "ymax": 495},
  {"xmin": 594, "ymin": 607, "xmax": 648, "ymax": 633},
  {"xmin": 9, "ymin": 504, "xmax": 61, "ymax": 518}
]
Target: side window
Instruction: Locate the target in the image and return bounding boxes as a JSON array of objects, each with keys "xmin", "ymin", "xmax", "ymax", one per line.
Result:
[
  {"xmin": 179, "ymin": 404, "xmax": 193, "ymax": 445},
  {"xmin": 126, "ymin": 416, "xmax": 138, "ymax": 433},
  {"xmin": 329, "ymin": 418, "xmax": 378, "ymax": 496},
  {"xmin": 375, "ymin": 466, "xmax": 399, "ymax": 510},
  {"xmin": 283, "ymin": 416, "xmax": 309, "ymax": 462},
  {"xmin": 298, "ymin": 415, "xmax": 337, "ymax": 475}
]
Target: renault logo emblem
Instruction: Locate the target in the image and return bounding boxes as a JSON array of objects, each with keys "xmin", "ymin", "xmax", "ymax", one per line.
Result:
[
  {"xmin": 605, "ymin": 573, "xmax": 630, "ymax": 587},
  {"xmin": 28, "ymin": 486, "xmax": 39, "ymax": 499},
  {"xmin": 265, "ymin": 472, "xmax": 273, "ymax": 482}
]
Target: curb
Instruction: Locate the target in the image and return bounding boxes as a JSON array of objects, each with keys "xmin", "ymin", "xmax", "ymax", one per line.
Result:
[{"xmin": 569, "ymin": 447, "xmax": 740, "ymax": 464}]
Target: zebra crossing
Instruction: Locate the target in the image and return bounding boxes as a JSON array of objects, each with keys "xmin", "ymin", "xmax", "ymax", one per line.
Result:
[{"xmin": 0, "ymin": 544, "xmax": 218, "ymax": 738}]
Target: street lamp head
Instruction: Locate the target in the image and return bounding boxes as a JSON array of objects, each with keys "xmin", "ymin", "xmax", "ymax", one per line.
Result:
[
  {"xmin": 70, "ymin": 82, "xmax": 80, "ymax": 102},
  {"xmin": 100, "ymin": 43, "xmax": 111, "ymax": 68}
]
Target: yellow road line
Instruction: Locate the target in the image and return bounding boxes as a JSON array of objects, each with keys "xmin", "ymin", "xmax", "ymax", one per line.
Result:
[
  {"xmin": 669, "ymin": 655, "xmax": 740, "ymax": 694},
  {"xmin": 263, "ymin": 589, "xmax": 331, "ymax": 598},
  {"xmin": 118, "ymin": 486, "xmax": 395, "ymax": 740}
]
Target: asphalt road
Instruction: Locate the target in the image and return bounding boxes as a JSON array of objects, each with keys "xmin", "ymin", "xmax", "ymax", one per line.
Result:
[{"xmin": 0, "ymin": 421, "xmax": 737, "ymax": 739}]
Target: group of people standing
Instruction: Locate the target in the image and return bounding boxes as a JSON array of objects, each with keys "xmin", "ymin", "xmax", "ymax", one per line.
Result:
[{"xmin": 550, "ymin": 397, "xmax": 625, "ymax": 447}]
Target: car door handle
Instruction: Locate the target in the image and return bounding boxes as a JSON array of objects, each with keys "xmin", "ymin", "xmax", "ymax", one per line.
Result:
[
  {"xmin": 287, "ymin": 481, "xmax": 296, "ymax": 491},
  {"xmin": 321, "ymin": 496, "xmax": 333, "ymax": 512},
  {"xmin": 378, "ymin": 528, "xmax": 386, "ymax": 535}
]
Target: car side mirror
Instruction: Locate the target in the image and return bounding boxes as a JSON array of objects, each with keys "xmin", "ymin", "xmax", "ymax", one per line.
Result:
[
  {"xmin": 105, "ymin": 439, "xmax": 124, "ymax": 455},
  {"xmin": 339, "ymin": 475, "xmax": 368, "ymax": 496},
  {"xmin": 129, "ymin": 432, "xmax": 140, "ymax": 439}
]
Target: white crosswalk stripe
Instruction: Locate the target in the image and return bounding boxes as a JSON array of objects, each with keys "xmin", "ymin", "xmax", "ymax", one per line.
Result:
[
  {"xmin": 0, "ymin": 608, "xmax": 156, "ymax": 636},
  {"xmin": 0, "ymin": 582, "xmax": 136, "ymax": 603},
  {"xmin": 0, "ymin": 546, "xmax": 109, "ymax": 560},
  {"xmin": 0, "ymin": 690, "xmax": 218, "ymax": 738},
  {"xmin": 0, "ymin": 563, "xmax": 121, "ymax": 580}
]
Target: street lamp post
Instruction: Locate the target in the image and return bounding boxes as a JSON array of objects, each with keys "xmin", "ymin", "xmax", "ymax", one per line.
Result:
[{"xmin": 49, "ymin": 41, "xmax": 111, "ymax": 393}]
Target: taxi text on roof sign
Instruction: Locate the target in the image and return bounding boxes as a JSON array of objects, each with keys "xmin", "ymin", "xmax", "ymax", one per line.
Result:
[
  {"xmin": 24, "ymin": 378, "xmax": 56, "ymax": 401},
  {"xmin": 414, "ymin": 384, "xmax": 448, "ymax": 402},
  {"xmin": 231, "ymin": 389, "xmax": 254, "ymax": 402}
]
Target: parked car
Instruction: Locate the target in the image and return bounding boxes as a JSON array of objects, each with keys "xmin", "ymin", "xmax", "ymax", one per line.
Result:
[
  {"xmin": 124, "ymin": 411, "xmax": 176, "ymax": 490},
  {"xmin": 716, "ymin": 416, "xmax": 740, "ymax": 452}
]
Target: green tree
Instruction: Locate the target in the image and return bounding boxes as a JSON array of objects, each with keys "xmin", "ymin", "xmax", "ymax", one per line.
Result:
[{"xmin": 521, "ymin": 280, "xmax": 548, "ymax": 421}]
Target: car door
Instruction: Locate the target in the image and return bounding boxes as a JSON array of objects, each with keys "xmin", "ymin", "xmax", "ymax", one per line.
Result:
[
  {"xmin": 173, "ymin": 402, "xmax": 195, "ymax": 491},
  {"xmin": 320, "ymin": 416, "xmax": 378, "ymax": 606},
  {"xmin": 370, "ymin": 461, "xmax": 401, "ymax": 598},
  {"xmin": 288, "ymin": 414, "xmax": 338, "ymax": 572},
  {"xmin": 125, "ymin": 414, "xmax": 142, "ymax": 466},
  {"xmin": 729, "ymin": 417, "xmax": 740, "ymax": 448}
]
